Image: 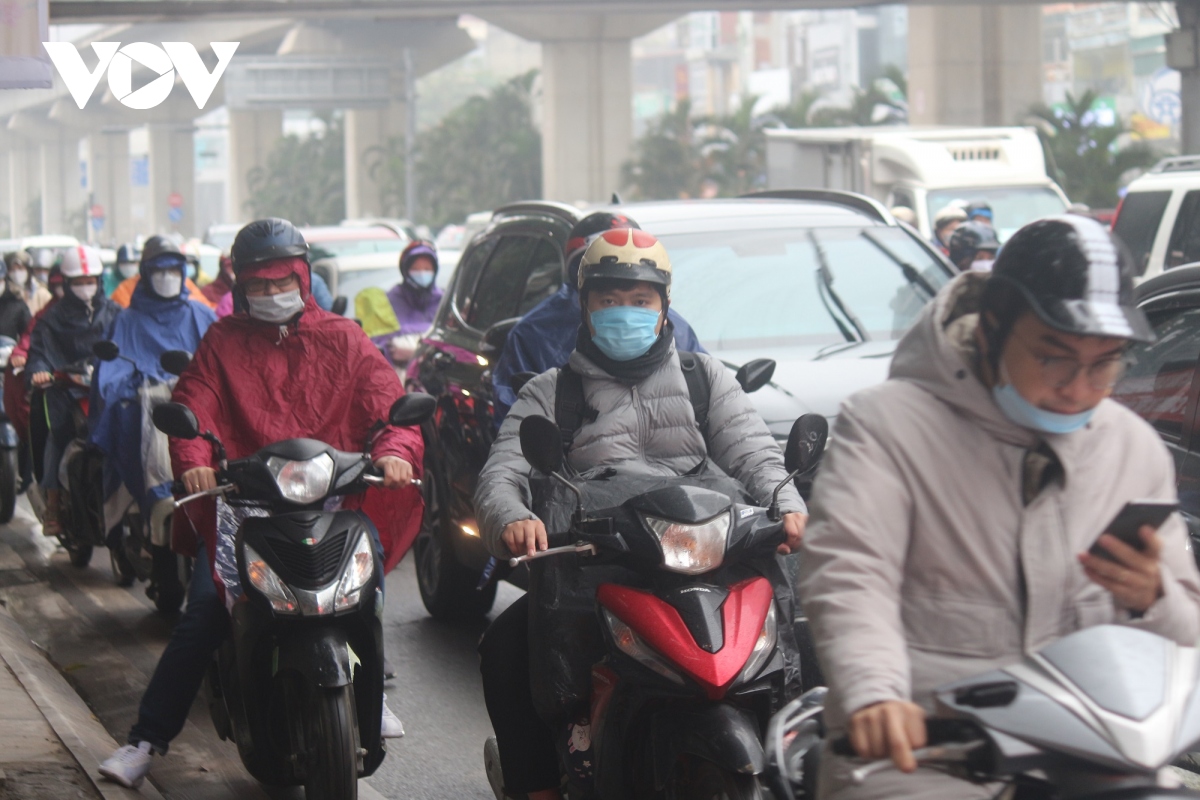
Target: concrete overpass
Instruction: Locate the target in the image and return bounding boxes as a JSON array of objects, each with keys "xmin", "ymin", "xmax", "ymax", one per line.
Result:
[{"xmin": 4, "ymin": 1, "xmax": 1198, "ymax": 238}]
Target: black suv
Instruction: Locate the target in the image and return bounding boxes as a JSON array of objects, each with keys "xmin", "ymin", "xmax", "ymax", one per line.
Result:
[{"xmin": 407, "ymin": 193, "xmax": 956, "ymax": 620}]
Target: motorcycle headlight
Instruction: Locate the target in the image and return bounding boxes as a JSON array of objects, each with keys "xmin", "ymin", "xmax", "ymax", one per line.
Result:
[
  {"xmin": 602, "ymin": 608, "xmax": 684, "ymax": 685},
  {"xmin": 644, "ymin": 511, "xmax": 731, "ymax": 574},
  {"xmin": 334, "ymin": 531, "xmax": 375, "ymax": 612},
  {"xmin": 244, "ymin": 543, "xmax": 300, "ymax": 614},
  {"xmin": 266, "ymin": 453, "xmax": 334, "ymax": 504},
  {"xmin": 736, "ymin": 603, "xmax": 778, "ymax": 685}
]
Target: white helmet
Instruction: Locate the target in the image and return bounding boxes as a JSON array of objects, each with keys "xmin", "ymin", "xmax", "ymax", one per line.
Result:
[{"xmin": 60, "ymin": 245, "xmax": 104, "ymax": 279}]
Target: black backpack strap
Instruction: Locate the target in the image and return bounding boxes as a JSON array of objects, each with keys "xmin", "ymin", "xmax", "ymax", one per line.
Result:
[
  {"xmin": 678, "ymin": 352, "xmax": 711, "ymax": 441},
  {"xmin": 554, "ymin": 365, "xmax": 597, "ymax": 452}
]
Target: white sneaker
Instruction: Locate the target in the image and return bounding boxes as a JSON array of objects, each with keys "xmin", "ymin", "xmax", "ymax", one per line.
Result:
[
  {"xmin": 98, "ymin": 741, "xmax": 154, "ymax": 789},
  {"xmin": 381, "ymin": 695, "xmax": 405, "ymax": 739}
]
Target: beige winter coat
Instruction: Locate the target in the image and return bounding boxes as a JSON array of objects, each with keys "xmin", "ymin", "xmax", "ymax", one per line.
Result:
[{"xmin": 799, "ymin": 273, "xmax": 1200, "ymax": 799}]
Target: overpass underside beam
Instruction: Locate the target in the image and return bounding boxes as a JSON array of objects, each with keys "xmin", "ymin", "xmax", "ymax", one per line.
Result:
[{"xmin": 908, "ymin": 4, "xmax": 1042, "ymax": 128}]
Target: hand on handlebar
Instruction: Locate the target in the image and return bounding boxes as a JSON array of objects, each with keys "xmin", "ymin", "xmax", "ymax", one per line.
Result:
[
  {"xmin": 502, "ymin": 518, "xmax": 548, "ymax": 558},
  {"xmin": 182, "ymin": 467, "xmax": 218, "ymax": 494},
  {"xmin": 31, "ymin": 371, "xmax": 51, "ymax": 388},
  {"xmin": 11, "ymin": 355, "xmax": 26, "ymax": 368},
  {"xmin": 372, "ymin": 456, "xmax": 415, "ymax": 489},
  {"xmin": 778, "ymin": 512, "xmax": 808, "ymax": 555},
  {"xmin": 847, "ymin": 700, "xmax": 927, "ymax": 774}
]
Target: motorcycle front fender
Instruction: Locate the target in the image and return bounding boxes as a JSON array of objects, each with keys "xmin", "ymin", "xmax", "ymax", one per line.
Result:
[
  {"xmin": 275, "ymin": 627, "xmax": 357, "ymax": 689},
  {"xmin": 651, "ymin": 704, "xmax": 764, "ymax": 789}
]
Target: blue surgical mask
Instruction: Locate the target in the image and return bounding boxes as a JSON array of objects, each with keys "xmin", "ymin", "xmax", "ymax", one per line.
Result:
[
  {"xmin": 409, "ymin": 271, "xmax": 435, "ymax": 289},
  {"xmin": 589, "ymin": 306, "xmax": 661, "ymax": 361},
  {"xmin": 992, "ymin": 378, "xmax": 1094, "ymax": 435}
]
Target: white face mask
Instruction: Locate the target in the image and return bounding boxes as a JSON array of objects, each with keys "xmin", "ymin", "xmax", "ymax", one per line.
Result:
[
  {"xmin": 150, "ymin": 270, "xmax": 183, "ymax": 298},
  {"xmin": 118, "ymin": 263, "xmax": 139, "ymax": 279},
  {"xmin": 246, "ymin": 289, "xmax": 304, "ymax": 323},
  {"xmin": 971, "ymin": 259, "xmax": 996, "ymax": 273},
  {"xmin": 9, "ymin": 269, "xmax": 27, "ymax": 287},
  {"xmin": 71, "ymin": 283, "xmax": 98, "ymax": 303}
]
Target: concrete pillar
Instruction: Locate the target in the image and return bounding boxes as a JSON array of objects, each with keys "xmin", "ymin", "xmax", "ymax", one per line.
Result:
[
  {"xmin": 89, "ymin": 130, "xmax": 132, "ymax": 245},
  {"xmin": 483, "ymin": 13, "xmax": 673, "ymax": 204},
  {"xmin": 227, "ymin": 109, "xmax": 281, "ymax": 222},
  {"xmin": 1177, "ymin": 2, "xmax": 1200, "ymax": 155},
  {"xmin": 0, "ymin": 134, "xmax": 12, "ymax": 239},
  {"xmin": 7, "ymin": 141, "xmax": 38, "ymax": 237},
  {"xmin": 344, "ymin": 103, "xmax": 405, "ymax": 220},
  {"xmin": 147, "ymin": 123, "xmax": 197, "ymax": 237},
  {"xmin": 40, "ymin": 133, "xmax": 86, "ymax": 238},
  {"xmin": 908, "ymin": 4, "xmax": 1042, "ymax": 127}
]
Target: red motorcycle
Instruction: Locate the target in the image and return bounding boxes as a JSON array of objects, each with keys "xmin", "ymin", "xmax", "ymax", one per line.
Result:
[{"xmin": 485, "ymin": 413, "xmax": 827, "ymax": 800}]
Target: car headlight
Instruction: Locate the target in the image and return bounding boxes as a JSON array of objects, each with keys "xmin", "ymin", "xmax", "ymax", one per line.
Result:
[
  {"xmin": 334, "ymin": 531, "xmax": 375, "ymax": 611},
  {"xmin": 644, "ymin": 511, "xmax": 731, "ymax": 574},
  {"xmin": 244, "ymin": 543, "xmax": 299, "ymax": 614},
  {"xmin": 736, "ymin": 603, "xmax": 778, "ymax": 685},
  {"xmin": 602, "ymin": 608, "xmax": 684, "ymax": 685},
  {"xmin": 266, "ymin": 453, "xmax": 334, "ymax": 504}
]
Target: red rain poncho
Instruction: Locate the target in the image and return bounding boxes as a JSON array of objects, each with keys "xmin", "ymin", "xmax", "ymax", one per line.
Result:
[{"xmin": 168, "ymin": 257, "xmax": 424, "ymax": 583}]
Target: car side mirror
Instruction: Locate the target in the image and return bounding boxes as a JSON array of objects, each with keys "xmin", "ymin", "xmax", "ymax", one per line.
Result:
[
  {"xmin": 92, "ymin": 340, "xmax": 120, "ymax": 362},
  {"xmin": 736, "ymin": 359, "xmax": 776, "ymax": 394},
  {"xmin": 160, "ymin": 350, "xmax": 192, "ymax": 377},
  {"xmin": 152, "ymin": 403, "xmax": 201, "ymax": 440},
  {"xmin": 331, "ymin": 296, "xmax": 348, "ymax": 316},
  {"xmin": 388, "ymin": 393, "xmax": 436, "ymax": 427},
  {"xmin": 785, "ymin": 414, "xmax": 829, "ymax": 475},
  {"xmin": 480, "ymin": 317, "xmax": 521, "ymax": 359},
  {"xmin": 519, "ymin": 415, "xmax": 564, "ymax": 476}
]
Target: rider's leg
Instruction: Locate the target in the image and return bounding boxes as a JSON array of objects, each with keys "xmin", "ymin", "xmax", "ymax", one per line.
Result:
[
  {"xmin": 479, "ymin": 593, "xmax": 562, "ymax": 798},
  {"xmin": 127, "ymin": 546, "xmax": 228, "ymax": 753},
  {"xmin": 40, "ymin": 388, "xmax": 74, "ymax": 535}
]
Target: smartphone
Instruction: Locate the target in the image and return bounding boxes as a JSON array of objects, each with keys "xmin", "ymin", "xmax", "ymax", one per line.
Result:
[{"xmin": 1088, "ymin": 500, "xmax": 1180, "ymax": 561}]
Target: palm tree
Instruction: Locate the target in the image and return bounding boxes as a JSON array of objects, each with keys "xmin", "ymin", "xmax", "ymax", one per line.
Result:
[
  {"xmin": 697, "ymin": 95, "xmax": 771, "ymax": 196},
  {"xmin": 1027, "ymin": 91, "xmax": 1159, "ymax": 208},
  {"xmin": 620, "ymin": 99, "xmax": 704, "ymax": 200}
]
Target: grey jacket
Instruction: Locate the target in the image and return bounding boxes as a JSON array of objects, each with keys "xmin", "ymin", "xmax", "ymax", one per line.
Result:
[
  {"xmin": 800, "ymin": 272, "xmax": 1200, "ymax": 736},
  {"xmin": 475, "ymin": 343, "xmax": 806, "ymax": 559}
]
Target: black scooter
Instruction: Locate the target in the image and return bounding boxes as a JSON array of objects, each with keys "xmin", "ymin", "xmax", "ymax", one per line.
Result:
[{"xmin": 153, "ymin": 392, "xmax": 434, "ymax": 800}]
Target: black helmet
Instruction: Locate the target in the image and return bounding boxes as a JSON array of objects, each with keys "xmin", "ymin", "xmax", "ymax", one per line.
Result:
[
  {"xmin": 948, "ymin": 221, "xmax": 999, "ymax": 267},
  {"xmin": 990, "ymin": 215, "xmax": 1153, "ymax": 342},
  {"xmin": 565, "ymin": 212, "xmax": 640, "ymax": 285},
  {"xmin": 230, "ymin": 218, "xmax": 308, "ymax": 275},
  {"xmin": 116, "ymin": 243, "xmax": 139, "ymax": 264},
  {"xmin": 140, "ymin": 235, "xmax": 184, "ymax": 267}
]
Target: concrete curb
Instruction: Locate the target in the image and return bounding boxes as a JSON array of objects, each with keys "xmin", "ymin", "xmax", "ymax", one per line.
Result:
[{"xmin": 0, "ymin": 601, "xmax": 164, "ymax": 800}]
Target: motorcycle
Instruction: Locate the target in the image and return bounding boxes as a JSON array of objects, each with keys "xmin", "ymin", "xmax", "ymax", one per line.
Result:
[
  {"xmin": 763, "ymin": 624, "xmax": 1200, "ymax": 799},
  {"xmin": 152, "ymin": 391, "xmax": 435, "ymax": 800},
  {"xmin": 90, "ymin": 340, "xmax": 191, "ymax": 613},
  {"xmin": 0, "ymin": 335, "xmax": 21, "ymax": 523},
  {"xmin": 484, "ymin": 412, "xmax": 828, "ymax": 800},
  {"xmin": 26, "ymin": 356, "xmax": 136, "ymax": 582}
]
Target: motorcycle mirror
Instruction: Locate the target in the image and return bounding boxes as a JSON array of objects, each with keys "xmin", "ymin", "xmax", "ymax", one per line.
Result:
[
  {"xmin": 388, "ymin": 393, "xmax": 436, "ymax": 427},
  {"xmin": 480, "ymin": 317, "xmax": 520, "ymax": 359},
  {"xmin": 736, "ymin": 359, "xmax": 777, "ymax": 394},
  {"xmin": 785, "ymin": 414, "xmax": 829, "ymax": 475},
  {"xmin": 160, "ymin": 350, "xmax": 192, "ymax": 377},
  {"xmin": 331, "ymin": 295, "xmax": 348, "ymax": 316},
  {"xmin": 152, "ymin": 403, "xmax": 201, "ymax": 440},
  {"xmin": 92, "ymin": 340, "xmax": 120, "ymax": 362},
  {"xmin": 519, "ymin": 415, "xmax": 564, "ymax": 476}
]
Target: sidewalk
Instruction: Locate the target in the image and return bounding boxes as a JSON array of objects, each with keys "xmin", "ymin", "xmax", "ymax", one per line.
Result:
[{"xmin": 0, "ymin": 596, "xmax": 161, "ymax": 800}]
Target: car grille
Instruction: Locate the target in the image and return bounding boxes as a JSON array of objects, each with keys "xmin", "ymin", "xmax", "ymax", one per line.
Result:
[{"xmin": 267, "ymin": 531, "xmax": 349, "ymax": 587}]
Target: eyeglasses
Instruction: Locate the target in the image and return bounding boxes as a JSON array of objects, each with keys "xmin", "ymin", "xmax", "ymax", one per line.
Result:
[
  {"xmin": 1013, "ymin": 335, "xmax": 1128, "ymax": 391},
  {"xmin": 241, "ymin": 274, "xmax": 299, "ymax": 294}
]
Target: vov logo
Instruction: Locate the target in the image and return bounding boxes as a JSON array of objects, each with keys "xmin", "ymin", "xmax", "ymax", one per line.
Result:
[{"xmin": 43, "ymin": 42, "xmax": 239, "ymax": 111}]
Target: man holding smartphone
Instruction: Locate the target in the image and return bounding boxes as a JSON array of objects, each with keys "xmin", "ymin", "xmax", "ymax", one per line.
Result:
[{"xmin": 800, "ymin": 215, "xmax": 1200, "ymax": 800}]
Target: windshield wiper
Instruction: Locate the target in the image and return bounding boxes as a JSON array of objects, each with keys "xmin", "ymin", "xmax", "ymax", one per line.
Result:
[
  {"xmin": 809, "ymin": 230, "xmax": 868, "ymax": 343},
  {"xmin": 861, "ymin": 230, "xmax": 939, "ymax": 299}
]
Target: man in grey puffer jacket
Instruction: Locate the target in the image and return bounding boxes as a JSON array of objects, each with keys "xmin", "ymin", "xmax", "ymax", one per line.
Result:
[
  {"xmin": 475, "ymin": 229, "xmax": 806, "ymax": 800},
  {"xmin": 801, "ymin": 215, "xmax": 1200, "ymax": 800}
]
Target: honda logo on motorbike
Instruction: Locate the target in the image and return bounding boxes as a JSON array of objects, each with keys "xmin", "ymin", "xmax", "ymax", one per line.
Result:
[{"xmin": 43, "ymin": 42, "xmax": 239, "ymax": 110}]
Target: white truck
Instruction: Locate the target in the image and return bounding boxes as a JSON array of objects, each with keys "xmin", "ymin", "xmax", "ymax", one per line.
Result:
[{"xmin": 765, "ymin": 126, "xmax": 1071, "ymax": 242}]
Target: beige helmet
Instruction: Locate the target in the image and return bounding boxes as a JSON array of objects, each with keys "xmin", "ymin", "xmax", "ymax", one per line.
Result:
[{"xmin": 577, "ymin": 228, "xmax": 672, "ymax": 299}]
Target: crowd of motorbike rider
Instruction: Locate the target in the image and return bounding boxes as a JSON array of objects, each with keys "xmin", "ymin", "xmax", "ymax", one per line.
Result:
[{"xmin": 2, "ymin": 200, "xmax": 1199, "ymax": 800}]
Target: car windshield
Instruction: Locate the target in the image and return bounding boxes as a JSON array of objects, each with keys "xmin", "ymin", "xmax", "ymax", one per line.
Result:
[
  {"xmin": 658, "ymin": 226, "xmax": 952, "ymax": 351},
  {"xmin": 325, "ymin": 267, "xmax": 400, "ymax": 312},
  {"xmin": 308, "ymin": 237, "xmax": 405, "ymax": 261},
  {"xmin": 926, "ymin": 186, "xmax": 1067, "ymax": 243}
]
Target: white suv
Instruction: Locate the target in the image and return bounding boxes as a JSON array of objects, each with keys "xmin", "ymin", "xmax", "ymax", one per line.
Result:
[{"xmin": 1114, "ymin": 156, "xmax": 1200, "ymax": 281}]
